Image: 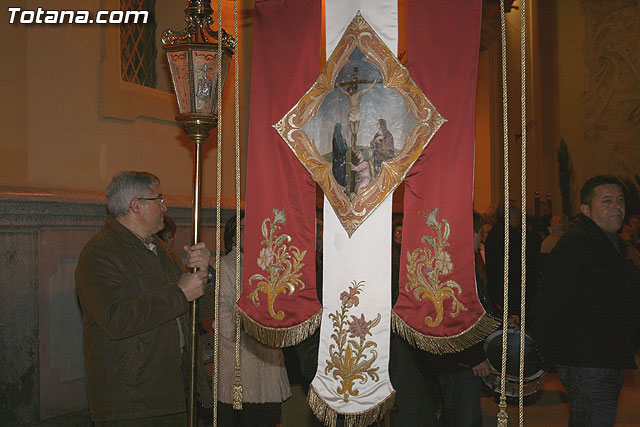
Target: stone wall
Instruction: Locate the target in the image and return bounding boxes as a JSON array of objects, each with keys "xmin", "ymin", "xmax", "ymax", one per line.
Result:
[{"xmin": 0, "ymin": 187, "xmax": 233, "ymax": 424}]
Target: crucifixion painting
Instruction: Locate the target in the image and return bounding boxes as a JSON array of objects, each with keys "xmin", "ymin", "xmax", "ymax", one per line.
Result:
[
  {"xmin": 275, "ymin": 13, "xmax": 445, "ymax": 235},
  {"xmin": 336, "ymin": 68, "xmax": 381, "ymax": 149}
]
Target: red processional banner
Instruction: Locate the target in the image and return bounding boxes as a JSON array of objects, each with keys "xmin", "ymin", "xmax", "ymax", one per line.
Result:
[
  {"xmin": 391, "ymin": 0, "xmax": 498, "ymax": 353},
  {"xmin": 239, "ymin": 6, "xmax": 498, "ymax": 425},
  {"xmin": 236, "ymin": 0, "xmax": 322, "ymax": 347}
]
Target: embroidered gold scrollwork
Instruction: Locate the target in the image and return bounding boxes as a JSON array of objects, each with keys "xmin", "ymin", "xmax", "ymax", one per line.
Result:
[
  {"xmin": 248, "ymin": 207, "xmax": 306, "ymax": 320},
  {"xmin": 325, "ymin": 281, "xmax": 381, "ymax": 402},
  {"xmin": 406, "ymin": 208, "xmax": 467, "ymax": 327}
]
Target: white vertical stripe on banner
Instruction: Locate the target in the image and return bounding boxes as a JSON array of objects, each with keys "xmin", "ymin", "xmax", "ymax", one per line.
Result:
[
  {"xmin": 313, "ymin": 196, "xmax": 394, "ymax": 415},
  {"xmin": 310, "ymin": 0, "xmax": 397, "ymax": 420},
  {"xmin": 325, "ymin": 2, "xmax": 398, "ymax": 56}
]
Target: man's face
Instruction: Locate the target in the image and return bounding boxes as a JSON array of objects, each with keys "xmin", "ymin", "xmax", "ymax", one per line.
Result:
[
  {"xmin": 139, "ymin": 184, "xmax": 167, "ymax": 236},
  {"xmin": 393, "ymin": 225, "xmax": 402, "ymax": 245},
  {"xmin": 580, "ymin": 184, "xmax": 625, "ymax": 233}
]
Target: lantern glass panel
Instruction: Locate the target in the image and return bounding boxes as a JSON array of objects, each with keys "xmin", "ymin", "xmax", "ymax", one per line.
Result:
[
  {"xmin": 166, "ymin": 49, "xmax": 192, "ymax": 114},
  {"xmin": 214, "ymin": 51, "xmax": 232, "ymax": 116},
  {"xmin": 192, "ymin": 49, "xmax": 217, "ymax": 115}
]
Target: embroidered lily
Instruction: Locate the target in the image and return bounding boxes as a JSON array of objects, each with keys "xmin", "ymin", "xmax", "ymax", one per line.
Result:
[
  {"xmin": 340, "ymin": 285, "xmax": 360, "ymax": 308},
  {"xmin": 272, "ymin": 208, "xmax": 286, "ymax": 225},
  {"xmin": 422, "ymin": 266, "xmax": 435, "ymax": 279},
  {"xmin": 248, "ymin": 207, "xmax": 306, "ymax": 320},
  {"xmin": 326, "ymin": 281, "xmax": 380, "ymax": 402},
  {"xmin": 257, "ymin": 247, "xmax": 273, "ymax": 271},
  {"xmin": 348, "ymin": 313, "xmax": 373, "ymax": 339},
  {"xmin": 426, "ymin": 207, "xmax": 439, "ymax": 227},
  {"xmin": 406, "ymin": 207, "xmax": 467, "ymax": 327},
  {"xmin": 435, "ymin": 250, "xmax": 453, "ymax": 276}
]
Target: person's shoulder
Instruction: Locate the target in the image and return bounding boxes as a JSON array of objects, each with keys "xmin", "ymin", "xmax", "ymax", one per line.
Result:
[
  {"xmin": 564, "ymin": 216, "xmax": 609, "ymax": 243},
  {"xmin": 78, "ymin": 224, "xmax": 129, "ymax": 266},
  {"xmin": 548, "ymin": 219, "xmax": 605, "ymax": 263},
  {"xmin": 76, "ymin": 230, "xmax": 127, "ymax": 281},
  {"xmin": 539, "ymin": 235, "xmax": 556, "ymax": 253},
  {"xmin": 557, "ymin": 220, "xmax": 589, "ymax": 242},
  {"xmin": 549, "ymin": 228, "xmax": 580, "ymax": 254},
  {"xmin": 80, "ymin": 226, "xmax": 112, "ymax": 253}
]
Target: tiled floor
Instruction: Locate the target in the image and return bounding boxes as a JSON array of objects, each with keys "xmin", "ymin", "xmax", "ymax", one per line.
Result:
[{"xmin": 480, "ymin": 353, "xmax": 640, "ymax": 426}]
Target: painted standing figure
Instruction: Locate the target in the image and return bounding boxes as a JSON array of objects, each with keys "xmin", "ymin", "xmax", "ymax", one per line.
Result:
[
  {"xmin": 349, "ymin": 148, "xmax": 373, "ymax": 196},
  {"xmin": 370, "ymin": 118, "xmax": 394, "ymax": 176},
  {"xmin": 331, "ymin": 122, "xmax": 348, "ymax": 188}
]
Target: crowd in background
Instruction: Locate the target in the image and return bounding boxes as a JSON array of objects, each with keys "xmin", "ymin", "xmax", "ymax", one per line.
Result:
[
  {"xmin": 477, "ymin": 204, "xmax": 640, "ymax": 324},
  {"xmin": 98, "ymin": 171, "xmax": 638, "ymax": 426},
  {"xmin": 200, "ymin": 190, "xmax": 640, "ymax": 426}
]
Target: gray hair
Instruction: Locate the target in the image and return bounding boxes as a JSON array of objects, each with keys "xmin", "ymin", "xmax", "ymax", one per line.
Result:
[{"xmin": 106, "ymin": 171, "xmax": 160, "ymax": 217}]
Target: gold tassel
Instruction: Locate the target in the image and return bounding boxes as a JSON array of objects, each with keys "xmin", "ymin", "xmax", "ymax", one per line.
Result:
[
  {"xmin": 392, "ymin": 312, "xmax": 500, "ymax": 354},
  {"xmin": 232, "ymin": 364, "xmax": 243, "ymax": 410},
  {"xmin": 236, "ymin": 306, "xmax": 322, "ymax": 347},
  {"xmin": 307, "ymin": 384, "xmax": 395, "ymax": 427},
  {"xmin": 497, "ymin": 399, "xmax": 508, "ymax": 426}
]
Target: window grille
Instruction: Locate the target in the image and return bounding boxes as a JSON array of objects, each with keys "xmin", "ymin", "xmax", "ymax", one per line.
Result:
[{"xmin": 120, "ymin": 0, "xmax": 157, "ymax": 88}]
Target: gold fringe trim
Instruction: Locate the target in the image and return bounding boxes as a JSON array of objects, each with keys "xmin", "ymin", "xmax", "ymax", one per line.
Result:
[
  {"xmin": 392, "ymin": 311, "xmax": 500, "ymax": 354},
  {"xmin": 232, "ymin": 364, "xmax": 243, "ymax": 410},
  {"xmin": 307, "ymin": 384, "xmax": 395, "ymax": 427},
  {"xmin": 235, "ymin": 306, "xmax": 322, "ymax": 347}
]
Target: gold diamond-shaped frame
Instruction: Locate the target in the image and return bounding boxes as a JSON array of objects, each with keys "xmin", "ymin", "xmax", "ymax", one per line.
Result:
[{"xmin": 274, "ymin": 12, "xmax": 446, "ymax": 236}]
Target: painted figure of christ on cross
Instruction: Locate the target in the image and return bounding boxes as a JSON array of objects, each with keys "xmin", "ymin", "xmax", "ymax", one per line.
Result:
[{"xmin": 337, "ymin": 68, "xmax": 381, "ymax": 149}]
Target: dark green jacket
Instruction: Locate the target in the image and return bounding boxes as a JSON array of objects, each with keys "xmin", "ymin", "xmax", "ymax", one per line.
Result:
[{"xmin": 76, "ymin": 216, "xmax": 211, "ymax": 421}]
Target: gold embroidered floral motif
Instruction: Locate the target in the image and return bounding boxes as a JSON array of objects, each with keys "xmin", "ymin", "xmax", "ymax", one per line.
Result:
[
  {"xmin": 325, "ymin": 281, "xmax": 381, "ymax": 402},
  {"xmin": 406, "ymin": 208, "xmax": 467, "ymax": 327},
  {"xmin": 248, "ymin": 207, "xmax": 306, "ymax": 320}
]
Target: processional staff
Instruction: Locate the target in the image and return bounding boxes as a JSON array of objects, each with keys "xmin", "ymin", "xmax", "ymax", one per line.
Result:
[{"xmin": 161, "ymin": 1, "xmax": 235, "ymax": 426}]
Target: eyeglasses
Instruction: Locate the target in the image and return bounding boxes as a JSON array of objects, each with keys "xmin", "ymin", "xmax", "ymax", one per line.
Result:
[{"xmin": 138, "ymin": 196, "xmax": 165, "ymax": 204}]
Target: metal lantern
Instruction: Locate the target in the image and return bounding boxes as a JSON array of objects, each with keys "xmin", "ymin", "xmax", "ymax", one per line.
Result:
[{"xmin": 162, "ymin": 0, "xmax": 234, "ymax": 140}]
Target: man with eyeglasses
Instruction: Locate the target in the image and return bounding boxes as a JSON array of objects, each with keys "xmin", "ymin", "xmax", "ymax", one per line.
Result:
[{"xmin": 76, "ymin": 171, "xmax": 213, "ymax": 426}]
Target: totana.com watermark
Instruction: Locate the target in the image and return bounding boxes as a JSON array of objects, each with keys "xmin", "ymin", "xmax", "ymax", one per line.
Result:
[{"xmin": 7, "ymin": 7, "xmax": 149, "ymax": 24}]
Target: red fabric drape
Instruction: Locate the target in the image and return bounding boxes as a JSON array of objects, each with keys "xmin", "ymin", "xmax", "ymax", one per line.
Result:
[
  {"xmin": 392, "ymin": 0, "xmax": 497, "ymax": 353},
  {"xmin": 237, "ymin": 0, "xmax": 322, "ymax": 347}
]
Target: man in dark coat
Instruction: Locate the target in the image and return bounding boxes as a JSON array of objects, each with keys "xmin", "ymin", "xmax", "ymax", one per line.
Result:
[
  {"xmin": 484, "ymin": 203, "xmax": 541, "ymax": 326},
  {"xmin": 76, "ymin": 171, "xmax": 212, "ymax": 425},
  {"xmin": 532, "ymin": 175, "xmax": 638, "ymax": 426}
]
